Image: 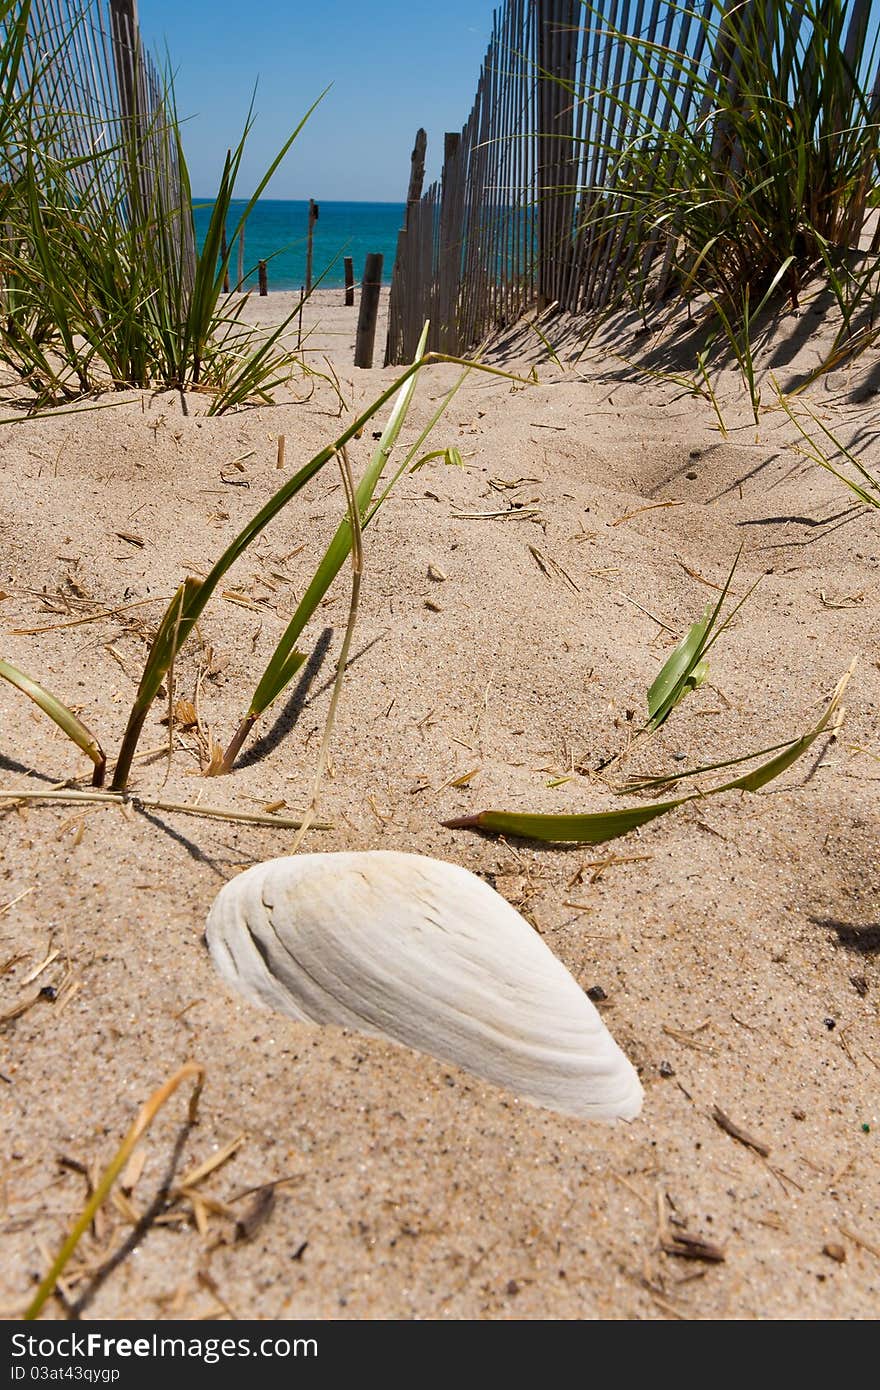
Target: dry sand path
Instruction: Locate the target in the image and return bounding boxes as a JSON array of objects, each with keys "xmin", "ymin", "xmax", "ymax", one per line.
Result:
[{"xmin": 0, "ymin": 288, "xmax": 877, "ymax": 1319}]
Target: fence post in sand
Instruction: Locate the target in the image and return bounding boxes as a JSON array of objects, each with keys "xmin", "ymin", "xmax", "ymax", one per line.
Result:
[
  {"xmin": 258, "ymin": 259, "xmax": 268, "ymax": 295},
  {"xmin": 344, "ymin": 256, "xmax": 354, "ymax": 306},
  {"xmin": 535, "ymin": 0, "xmax": 580, "ymax": 309},
  {"xmin": 355, "ymin": 253, "xmax": 384, "ymax": 367},
  {"xmin": 437, "ymin": 131, "xmax": 463, "ymax": 353},
  {"xmin": 306, "ymin": 198, "xmax": 319, "ymax": 294},
  {"xmin": 108, "ymin": 0, "xmax": 150, "ymax": 217},
  {"xmin": 383, "ymin": 127, "xmax": 428, "ymax": 367},
  {"xmin": 221, "ymin": 226, "xmax": 230, "ymax": 294},
  {"xmin": 406, "ymin": 127, "xmax": 427, "ymax": 227}
]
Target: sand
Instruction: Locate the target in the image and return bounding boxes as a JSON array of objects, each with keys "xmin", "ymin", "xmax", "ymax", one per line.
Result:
[{"xmin": 0, "ymin": 287, "xmax": 877, "ymax": 1321}]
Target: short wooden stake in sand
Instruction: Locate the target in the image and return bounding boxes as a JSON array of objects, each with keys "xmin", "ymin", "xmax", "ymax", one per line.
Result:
[
  {"xmin": 221, "ymin": 226, "xmax": 230, "ymax": 295},
  {"xmin": 354, "ymin": 252, "xmax": 383, "ymax": 367},
  {"xmin": 258, "ymin": 259, "xmax": 268, "ymax": 296},
  {"xmin": 306, "ymin": 198, "xmax": 319, "ymax": 294},
  {"xmin": 344, "ymin": 255, "xmax": 354, "ymax": 306}
]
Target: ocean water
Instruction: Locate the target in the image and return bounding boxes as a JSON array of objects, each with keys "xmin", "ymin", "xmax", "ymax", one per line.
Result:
[{"xmin": 192, "ymin": 198, "xmax": 406, "ymax": 292}]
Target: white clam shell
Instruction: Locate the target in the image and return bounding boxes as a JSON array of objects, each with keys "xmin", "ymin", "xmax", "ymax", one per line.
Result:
[{"xmin": 206, "ymin": 851, "xmax": 643, "ymax": 1122}]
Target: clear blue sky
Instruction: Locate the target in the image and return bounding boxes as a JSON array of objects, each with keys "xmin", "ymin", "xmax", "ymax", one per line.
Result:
[{"xmin": 138, "ymin": 0, "xmax": 498, "ymax": 201}]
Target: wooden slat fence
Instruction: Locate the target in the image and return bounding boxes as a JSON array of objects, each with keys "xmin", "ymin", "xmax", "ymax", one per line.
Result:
[
  {"xmin": 386, "ymin": 0, "xmax": 880, "ymax": 363},
  {"xmin": 5, "ymin": 0, "xmax": 194, "ymax": 281},
  {"xmin": 386, "ymin": 0, "xmax": 539, "ymax": 363}
]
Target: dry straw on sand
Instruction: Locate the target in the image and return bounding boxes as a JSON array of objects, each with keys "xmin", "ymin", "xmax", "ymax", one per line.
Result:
[{"xmin": 1, "ymin": 287, "xmax": 878, "ymax": 1320}]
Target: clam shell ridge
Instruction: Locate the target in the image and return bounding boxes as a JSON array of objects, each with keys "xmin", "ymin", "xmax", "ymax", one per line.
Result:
[{"xmin": 206, "ymin": 851, "xmax": 643, "ymax": 1122}]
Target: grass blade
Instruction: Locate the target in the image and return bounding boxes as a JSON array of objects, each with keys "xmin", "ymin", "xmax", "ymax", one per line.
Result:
[
  {"xmin": 445, "ymin": 800, "xmax": 676, "ymax": 845},
  {"xmin": 287, "ymin": 444, "xmax": 363, "ymax": 851},
  {"xmin": 621, "ymin": 736, "xmax": 797, "ymax": 795},
  {"xmin": 773, "ymin": 381, "xmax": 880, "ymax": 507},
  {"xmin": 445, "ymin": 666, "xmax": 852, "ymax": 845},
  {"xmin": 646, "ymin": 607, "xmax": 713, "ymax": 729},
  {"xmin": 115, "ymin": 344, "xmax": 521, "ymax": 789},
  {"xmin": 220, "ymin": 328, "xmax": 483, "ymax": 771},
  {"xmin": 0, "ymin": 657, "xmax": 106, "ymax": 785},
  {"xmin": 24, "ymin": 1062, "xmax": 204, "ymax": 1321},
  {"xmin": 646, "ymin": 549, "xmax": 744, "ymax": 730},
  {"xmin": 219, "ymin": 325, "xmax": 430, "ymax": 770}
]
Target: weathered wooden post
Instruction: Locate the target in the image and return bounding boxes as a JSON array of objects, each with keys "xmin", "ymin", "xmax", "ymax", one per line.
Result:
[
  {"xmin": 384, "ymin": 127, "xmax": 428, "ymax": 366},
  {"xmin": 344, "ymin": 256, "xmax": 354, "ymax": 306},
  {"xmin": 109, "ymin": 0, "xmax": 196, "ymax": 287},
  {"xmin": 437, "ymin": 131, "xmax": 463, "ymax": 352},
  {"xmin": 258, "ymin": 259, "xmax": 268, "ymax": 295},
  {"xmin": 535, "ymin": 0, "xmax": 579, "ymax": 309},
  {"xmin": 354, "ymin": 253, "xmax": 383, "ymax": 367},
  {"xmin": 108, "ymin": 0, "xmax": 148, "ymax": 215},
  {"xmin": 221, "ymin": 225, "xmax": 230, "ymax": 294},
  {"xmin": 406, "ymin": 128, "xmax": 428, "ymax": 225},
  {"xmin": 306, "ymin": 198, "xmax": 319, "ymax": 294}
]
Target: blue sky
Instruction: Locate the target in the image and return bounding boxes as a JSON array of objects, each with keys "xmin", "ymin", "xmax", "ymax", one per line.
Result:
[{"xmin": 138, "ymin": 0, "xmax": 498, "ymax": 201}]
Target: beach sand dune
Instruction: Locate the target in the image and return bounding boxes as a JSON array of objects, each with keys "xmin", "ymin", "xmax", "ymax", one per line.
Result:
[{"xmin": 1, "ymin": 288, "xmax": 877, "ymax": 1320}]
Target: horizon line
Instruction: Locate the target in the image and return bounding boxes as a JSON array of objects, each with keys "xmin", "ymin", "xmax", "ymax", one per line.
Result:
[{"xmin": 191, "ymin": 196, "xmax": 407, "ymax": 204}]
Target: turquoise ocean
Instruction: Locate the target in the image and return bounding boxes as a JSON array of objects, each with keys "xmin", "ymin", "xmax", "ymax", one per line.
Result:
[{"xmin": 192, "ymin": 199, "xmax": 406, "ymax": 292}]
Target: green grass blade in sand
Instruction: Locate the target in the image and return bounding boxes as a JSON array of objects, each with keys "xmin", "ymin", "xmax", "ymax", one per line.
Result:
[
  {"xmin": 239, "ymin": 323, "xmax": 428, "ymax": 708},
  {"xmin": 620, "ymin": 736, "xmax": 798, "ymax": 795},
  {"xmin": 646, "ymin": 549, "xmax": 745, "ymax": 730},
  {"xmin": 0, "ymin": 657, "xmax": 106, "ymax": 785},
  {"xmin": 773, "ymin": 383, "xmax": 880, "ymax": 508},
  {"xmin": 444, "ymin": 666, "xmax": 852, "ymax": 845},
  {"xmin": 220, "ymin": 327, "xmax": 483, "ymax": 772},
  {"xmin": 646, "ymin": 607, "xmax": 713, "ymax": 731},
  {"xmin": 113, "ymin": 340, "xmax": 516, "ymax": 789}
]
